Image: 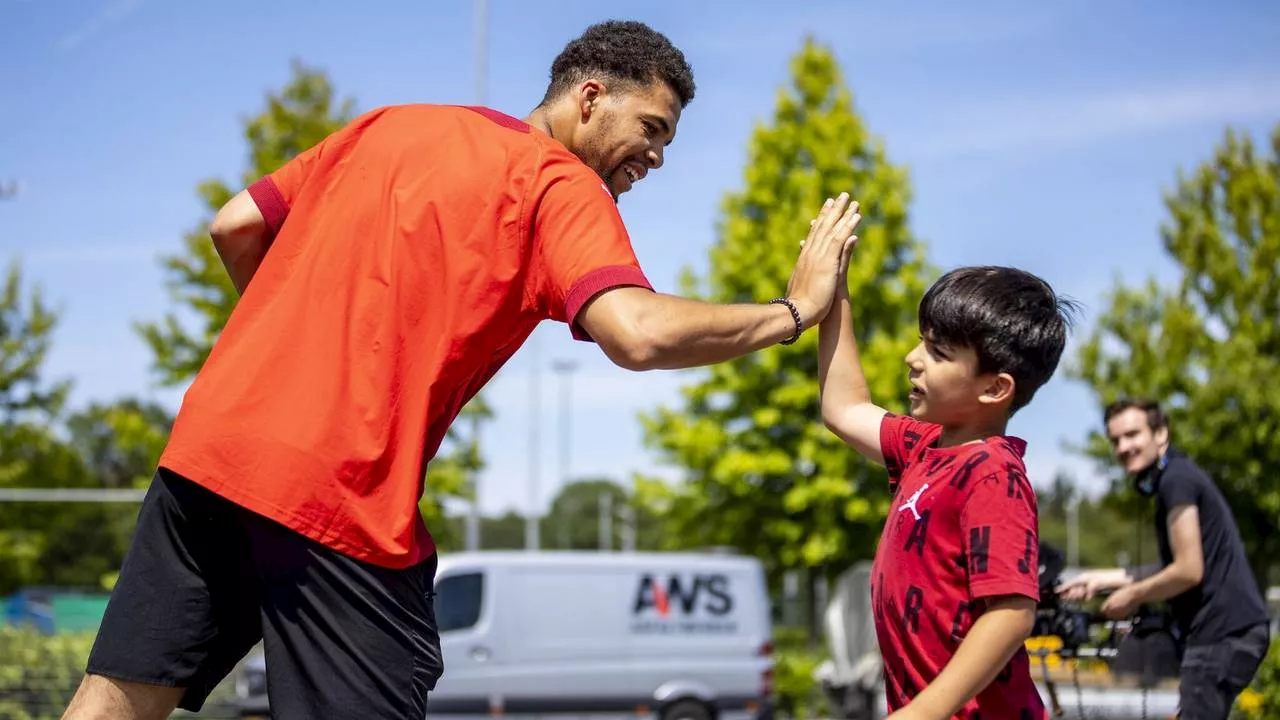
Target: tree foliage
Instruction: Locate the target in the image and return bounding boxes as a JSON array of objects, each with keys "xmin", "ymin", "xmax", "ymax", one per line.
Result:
[
  {"xmin": 1071, "ymin": 125, "xmax": 1280, "ymax": 586},
  {"xmin": 0, "ymin": 263, "xmax": 74, "ymax": 591},
  {"xmin": 0, "ymin": 262, "xmax": 170, "ymax": 593},
  {"xmin": 638, "ymin": 39, "xmax": 931, "ymax": 584},
  {"xmin": 0, "ymin": 262, "xmax": 67, "ymax": 427},
  {"xmin": 420, "ymin": 396, "xmax": 493, "ymax": 551},
  {"xmin": 1035, "ymin": 473, "xmax": 1161, "ymax": 570}
]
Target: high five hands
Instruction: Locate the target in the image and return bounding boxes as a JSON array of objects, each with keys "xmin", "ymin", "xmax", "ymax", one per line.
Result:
[{"xmin": 786, "ymin": 193, "xmax": 862, "ymax": 330}]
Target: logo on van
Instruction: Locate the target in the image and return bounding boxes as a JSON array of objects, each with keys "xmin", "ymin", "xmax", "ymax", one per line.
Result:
[
  {"xmin": 633, "ymin": 573, "xmax": 733, "ymax": 617},
  {"xmin": 629, "ymin": 573, "xmax": 738, "ymax": 635}
]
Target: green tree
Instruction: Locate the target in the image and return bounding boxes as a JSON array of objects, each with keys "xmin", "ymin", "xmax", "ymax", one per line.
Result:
[
  {"xmin": 0, "ymin": 264, "xmax": 166, "ymax": 593},
  {"xmin": 0, "ymin": 395, "xmax": 169, "ymax": 593},
  {"xmin": 638, "ymin": 40, "xmax": 931, "ymax": 603},
  {"xmin": 65, "ymin": 398, "xmax": 172, "ymax": 490},
  {"xmin": 421, "ymin": 396, "xmax": 494, "ymax": 551},
  {"xmin": 0, "ymin": 262, "xmax": 67, "ymax": 426},
  {"xmin": 0, "ymin": 261, "xmax": 75, "ymax": 592},
  {"xmin": 1071, "ymin": 125, "xmax": 1280, "ymax": 587},
  {"xmin": 1035, "ymin": 474, "xmax": 1160, "ymax": 570},
  {"xmin": 537, "ymin": 476, "xmax": 664, "ymax": 551},
  {"xmin": 481, "ymin": 511, "xmax": 528, "ymax": 550},
  {"xmin": 135, "ymin": 60, "xmax": 357, "ymax": 384}
]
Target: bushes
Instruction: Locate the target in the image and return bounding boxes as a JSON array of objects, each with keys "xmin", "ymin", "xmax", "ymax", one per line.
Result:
[
  {"xmin": 0, "ymin": 626, "xmax": 94, "ymax": 720},
  {"xmin": 772, "ymin": 627, "xmax": 831, "ymax": 719},
  {"xmin": 1240, "ymin": 635, "xmax": 1280, "ymax": 719},
  {"xmin": 0, "ymin": 625, "xmax": 241, "ymax": 719}
]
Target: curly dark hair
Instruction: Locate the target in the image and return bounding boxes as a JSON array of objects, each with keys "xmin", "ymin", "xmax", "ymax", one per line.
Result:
[{"xmin": 540, "ymin": 20, "xmax": 695, "ymax": 108}]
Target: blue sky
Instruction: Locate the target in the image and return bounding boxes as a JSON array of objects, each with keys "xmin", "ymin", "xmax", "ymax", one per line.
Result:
[{"xmin": 3, "ymin": 1, "xmax": 1279, "ymax": 520}]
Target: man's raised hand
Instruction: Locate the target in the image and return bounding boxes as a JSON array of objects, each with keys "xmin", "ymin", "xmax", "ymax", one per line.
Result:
[{"xmin": 787, "ymin": 193, "xmax": 862, "ymax": 329}]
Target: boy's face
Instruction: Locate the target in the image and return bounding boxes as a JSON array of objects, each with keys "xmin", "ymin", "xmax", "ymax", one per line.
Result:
[{"xmin": 903, "ymin": 336, "xmax": 1006, "ymax": 425}]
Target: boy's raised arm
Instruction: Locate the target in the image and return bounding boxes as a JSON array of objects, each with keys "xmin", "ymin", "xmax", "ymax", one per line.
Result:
[{"xmin": 817, "ymin": 237, "xmax": 890, "ymax": 466}]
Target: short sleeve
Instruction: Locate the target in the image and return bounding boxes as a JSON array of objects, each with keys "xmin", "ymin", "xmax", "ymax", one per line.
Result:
[
  {"xmin": 246, "ymin": 108, "xmax": 384, "ymax": 238},
  {"xmin": 531, "ymin": 161, "xmax": 653, "ymax": 341},
  {"xmin": 879, "ymin": 413, "xmax": 940, "ymax": 483},
  {"xmin": 960, "ymin": 456, "xmax": 1041, "ymax": 603},
  {"xmin": 1158, "ymin": 464, "xmax": 1201, "ymax": 509}
]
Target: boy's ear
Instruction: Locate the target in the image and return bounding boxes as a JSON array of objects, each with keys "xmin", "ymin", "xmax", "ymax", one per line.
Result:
[{"xmin": 978, "ymin": 372, "xmax": 1016, "ymax": 407}]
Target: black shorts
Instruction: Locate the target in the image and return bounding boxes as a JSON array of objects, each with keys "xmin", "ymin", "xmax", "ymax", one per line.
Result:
[{"xmin": 86, "ymin": 468, "xmax": 443, "ymax": 718}]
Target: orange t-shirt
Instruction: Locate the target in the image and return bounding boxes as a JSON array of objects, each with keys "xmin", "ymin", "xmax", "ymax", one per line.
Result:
[{"xmin": 158, "ymin": 105, "xmax": 652, "ymax": 568}]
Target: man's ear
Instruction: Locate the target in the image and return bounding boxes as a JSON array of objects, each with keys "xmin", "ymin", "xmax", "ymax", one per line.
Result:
[
  {"xmin": 978, "ymin": 372, "xmax": 1015, "ymax": 407},
  {"xmin": 577, "ymin": 79, "xmax": 605, "ymax": 122},
  {"xmin": 1154, "ymin": 424, "xmax": 1170, "ymax": 448}
]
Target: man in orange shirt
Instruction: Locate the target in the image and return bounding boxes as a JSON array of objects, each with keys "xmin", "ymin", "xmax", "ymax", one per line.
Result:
[{"xmin": 63, "ymin": 20, "xmax": 862, "ymax": 720}]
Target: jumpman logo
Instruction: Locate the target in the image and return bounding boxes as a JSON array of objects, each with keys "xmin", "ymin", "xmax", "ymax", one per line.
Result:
[{"xmin": 898, "ymin": 483, "xmax": 930, "ymax": 521}]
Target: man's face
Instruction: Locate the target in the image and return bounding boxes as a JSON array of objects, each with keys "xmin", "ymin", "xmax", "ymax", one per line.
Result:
[
  {"xmin": 1106, "ymin": 407, "xmax": 1168, "ymax": 475},
  {"xmin": 569, "ymin": 79, "xmax": 681, "ymax": 201}
]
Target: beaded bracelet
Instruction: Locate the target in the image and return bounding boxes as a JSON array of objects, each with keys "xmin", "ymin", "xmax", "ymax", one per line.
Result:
[{"xmin": 770, "ymin": 297, "xmax": 803, "ymax": 345}]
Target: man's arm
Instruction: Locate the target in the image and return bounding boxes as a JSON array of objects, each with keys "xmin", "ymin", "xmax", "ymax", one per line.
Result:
[
  {"xmin": 578, "ymin": 289, "xmax": 808, "ymax": 370},
  {"xmin": 817, "ymin": 279, "xmax": 890, "ymax": 466},
  {"xmin": 891, "ymin": 596, "xmax": 1036, "ymax": 720},
  {"xmin": 209, "ymin": 189, "xmax": 273, "ymax": 296},
  {"xmin": 577, "ymin": 194, "xmax": 861, "ymax": 371},
  {"xmin": 1056, "ymin": 568, "xmax": 1134, "ymax": 601},
  {"xmin": 1127, "ymin": 504, "xmax": 1204, "ymax": 602}
]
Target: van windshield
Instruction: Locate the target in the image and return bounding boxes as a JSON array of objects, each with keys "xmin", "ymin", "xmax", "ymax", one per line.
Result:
[{"xmin": 435, "ymin": 571, "xmax": 483, "ymax": 632}]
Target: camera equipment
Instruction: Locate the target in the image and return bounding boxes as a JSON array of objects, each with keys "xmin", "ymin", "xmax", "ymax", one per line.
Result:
[{"xmin": 1030, "ymin": 542, "xmax": 1180, "ymax": 719}]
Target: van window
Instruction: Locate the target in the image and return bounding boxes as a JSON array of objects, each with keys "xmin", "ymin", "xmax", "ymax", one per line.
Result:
[{"xmin": 435, "ymin": 572, "xmax": 483, "ymax": 632}]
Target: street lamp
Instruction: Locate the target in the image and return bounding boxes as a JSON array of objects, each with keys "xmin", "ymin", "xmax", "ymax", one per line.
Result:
[{"xmin": 551, "ymin": 359, "xmax": 578, "ymax": 546}]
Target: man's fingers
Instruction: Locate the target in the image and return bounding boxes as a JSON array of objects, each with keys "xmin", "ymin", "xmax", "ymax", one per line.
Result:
[
  {"xmin": 834, "ymin": 202, "xmax": 861, "ymax": 240},
  {"xmin": 812, "ymin": 193, "xmax": 850, "ymax": 248},
  {"xmin": 806, "ymin": 197, "xmax": 838, "ymax": 244}
]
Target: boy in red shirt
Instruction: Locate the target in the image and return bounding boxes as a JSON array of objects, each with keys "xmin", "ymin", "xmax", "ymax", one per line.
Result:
[{"xmin": 818, "ymin": 257, "xmax": 1077, "ymax": 720}]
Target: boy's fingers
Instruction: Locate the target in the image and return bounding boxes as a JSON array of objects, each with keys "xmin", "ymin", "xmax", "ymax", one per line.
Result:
[{"xmin": 838, "ymin": 236, "xmax": 858, "ymax": 273}]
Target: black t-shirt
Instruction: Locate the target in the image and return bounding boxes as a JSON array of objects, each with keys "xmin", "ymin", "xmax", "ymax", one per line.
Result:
[{"xmin": 1150, "ymin": 448, "xmax": 1267, "ymax": 645}]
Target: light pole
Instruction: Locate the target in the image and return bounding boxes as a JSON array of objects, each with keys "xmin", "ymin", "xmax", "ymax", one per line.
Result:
[
  {"xmin": 526, "ymin": 337, "xmax": 542, "ymax": 551},
  {"xmin": 551, "ymin": 359, "xmax": 578, "ymax": 546},
  {"xmin": 464, "ymin": 409, "xmax": 482, "ymax": 552},
  {"xmin": 468, "ymin": 0, "xmax": 489, "ymax": 554}
]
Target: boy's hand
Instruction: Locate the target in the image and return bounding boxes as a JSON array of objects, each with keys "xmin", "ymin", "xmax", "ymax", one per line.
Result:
[
  {"xmin": 787, "ymin": 194, "xmax": 861, "ymax": 328},
  {"xmin": 834, "ymin": 214, "xmax": 859, "ymax": 300}
]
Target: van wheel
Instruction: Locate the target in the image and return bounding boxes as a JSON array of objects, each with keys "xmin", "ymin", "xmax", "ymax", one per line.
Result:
[{"xmin": 662, "ymin": 699, "xmax": 711, "ymax": 720}]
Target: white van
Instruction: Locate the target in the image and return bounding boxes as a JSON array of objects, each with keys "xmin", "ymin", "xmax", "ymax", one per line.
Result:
[{"xmin": 235, "ymin": 550, "xmax": 775, "ymax": 720}]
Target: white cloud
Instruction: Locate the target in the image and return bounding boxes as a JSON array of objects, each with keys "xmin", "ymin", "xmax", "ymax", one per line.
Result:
[
  {"xmin": 904, "ymin": 73, "xmax": 1280, "ymax": 161},
  {"xmin": 57, "ymin": 0, "xmax": 143, "ymax": 52}
]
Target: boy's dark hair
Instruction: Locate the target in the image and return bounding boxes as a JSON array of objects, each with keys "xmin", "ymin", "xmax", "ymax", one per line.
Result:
[
  {"xmin": 919, "ymin": 266, "xmax": 1079, "ymax": 414},
  {"xmin": 540, "ymin": 20, "xmax": 696, "ymax": 108},
  {"xmin": 1103, "ymin": 397, "xmax": 1168, "ymax": 432}
]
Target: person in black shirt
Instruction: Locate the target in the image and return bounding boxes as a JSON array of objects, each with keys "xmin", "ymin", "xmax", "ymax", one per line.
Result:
[{"xmin": 1057, "ymin": 397, "xmax": 1271, "ymax": 719}]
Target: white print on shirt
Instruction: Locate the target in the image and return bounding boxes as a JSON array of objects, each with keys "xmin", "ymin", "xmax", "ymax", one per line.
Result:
[{"xmin": 898, "ymin": 483, "xmax": 930, "ymax": 521}]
